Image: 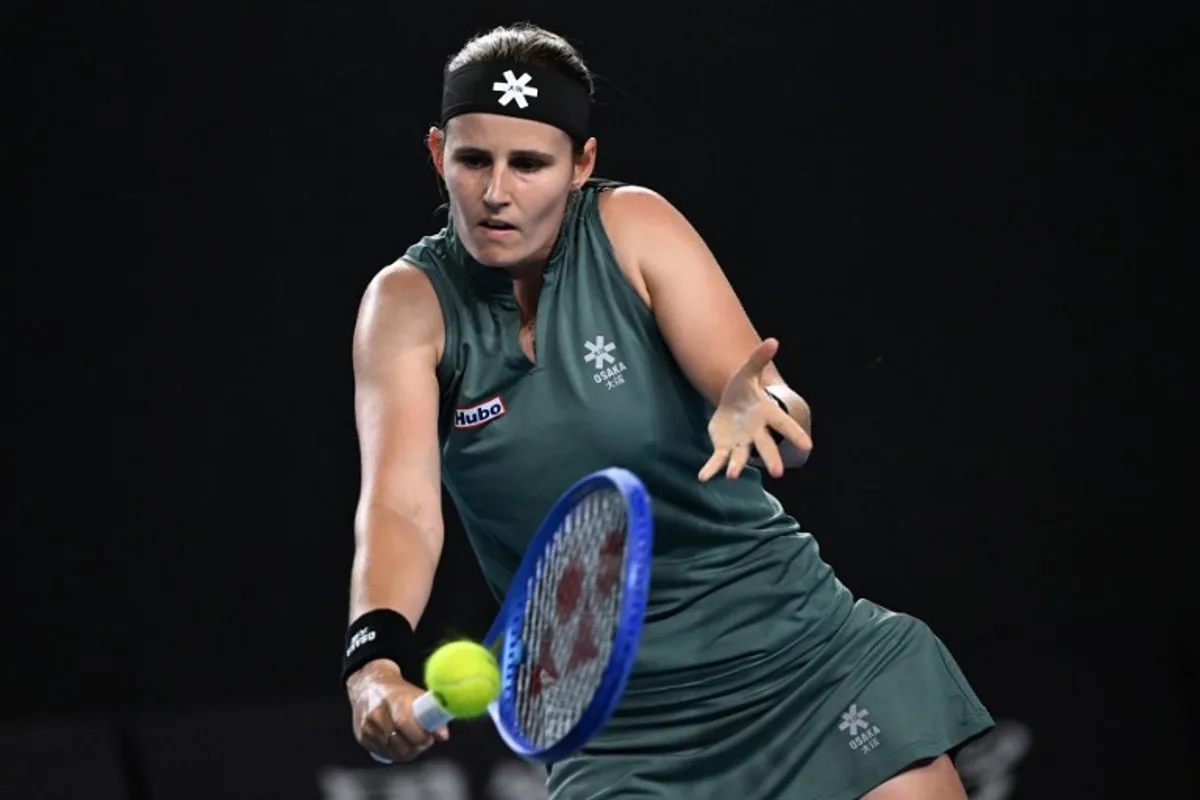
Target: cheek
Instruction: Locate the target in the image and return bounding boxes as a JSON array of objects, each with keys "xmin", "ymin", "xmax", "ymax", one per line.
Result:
[
  {"xmin": 444, "ymin": 168, "xmax": 473, "ymax": 202},
  {"xmin": 526, "ymin": 183, "xmax": 571, "ymax": 226}
]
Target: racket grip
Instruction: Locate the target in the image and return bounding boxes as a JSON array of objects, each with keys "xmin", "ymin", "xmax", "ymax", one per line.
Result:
[{"xmin": 412, "ymin": 691, "xmax": 454, "ymax": 731}]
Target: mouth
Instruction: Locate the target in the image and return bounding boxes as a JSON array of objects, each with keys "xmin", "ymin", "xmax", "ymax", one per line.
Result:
[{"xmin": 479, "ymin": 218, "xmax": 517, "ymax": 230}]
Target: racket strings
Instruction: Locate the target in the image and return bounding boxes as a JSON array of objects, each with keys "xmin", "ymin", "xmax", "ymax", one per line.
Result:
[{"xmin": 515, "ymin": 488, "xmax": 629, "ymax": 748}]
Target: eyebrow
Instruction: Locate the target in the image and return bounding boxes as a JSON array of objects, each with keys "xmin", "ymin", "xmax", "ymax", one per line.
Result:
[{"xmin": 451, "ymin": 146, "xmax": 556, "ymax": 161}]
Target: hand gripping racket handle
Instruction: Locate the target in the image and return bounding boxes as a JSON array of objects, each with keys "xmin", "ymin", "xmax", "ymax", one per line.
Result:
[{"xmin": 368, "ymin": 692, "xmax": 455, "ymax": 765}]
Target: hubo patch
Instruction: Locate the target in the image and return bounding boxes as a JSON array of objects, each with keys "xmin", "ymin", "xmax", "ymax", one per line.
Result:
[{"xmin": 454, "ymin": 395, "xmax": 507, "ymax": 429}]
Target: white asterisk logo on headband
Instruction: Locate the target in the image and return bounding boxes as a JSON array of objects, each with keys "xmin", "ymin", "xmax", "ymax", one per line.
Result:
[{"xmin": 493, "ymin": 70, "xmax": 539, "ymax": 108}]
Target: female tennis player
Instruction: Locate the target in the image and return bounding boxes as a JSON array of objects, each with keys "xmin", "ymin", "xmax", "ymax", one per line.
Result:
[{"xmin": 343, "ymin": 22, "xmax": 994, "ymax": 799}]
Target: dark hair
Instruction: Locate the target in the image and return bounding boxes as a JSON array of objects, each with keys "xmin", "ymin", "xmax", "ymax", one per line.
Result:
[{"xmin": 445, "ymin": 23, "xmax": 593, "ymax": 154}]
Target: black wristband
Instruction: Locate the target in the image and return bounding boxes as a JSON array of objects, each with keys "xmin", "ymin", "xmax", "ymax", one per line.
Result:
[{"xmin": 341, "ymin": 609, "xmax": 416, "ymax": 683}]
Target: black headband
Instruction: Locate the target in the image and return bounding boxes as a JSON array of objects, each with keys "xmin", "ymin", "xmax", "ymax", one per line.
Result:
[{"xmin": 440, "ymin": 60, "xmax": 591, "ymax": 144}]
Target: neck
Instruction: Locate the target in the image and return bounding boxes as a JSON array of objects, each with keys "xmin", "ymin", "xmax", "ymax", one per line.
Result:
[
  {"xmin": 503, "ymin": 220, "xmax": 559, "ymax": 315},
  {"xmin": 512, "ymin": 271, "xmax": 544, "ymax": 320}
]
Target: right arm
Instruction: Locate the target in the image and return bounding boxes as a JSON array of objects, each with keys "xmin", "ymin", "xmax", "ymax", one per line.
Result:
[
  {"xmin": 349, "ymin": 260, "xmax": 446, "ymax": 631},
  {"xmin": 346, "ymin": 260, "xmax": 448, "ymax": 760}
]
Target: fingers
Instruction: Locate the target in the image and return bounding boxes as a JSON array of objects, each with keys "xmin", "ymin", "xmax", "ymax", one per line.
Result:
[
  {"xmin": 359, "ymin": 718, "xmax": 400, "ymax": 763},
  {"xmin": 387, "ymin": 693, "xmax": 440, "ymax": 758},
  {"xmin": 354, "ymin": 685, "xmax": 443, "ymax": 764},
  {"xmin": 732, "ymin": 338, "xmax": 780, "ymax": 384},
  {"xmin": 701, "ymin": 418, "xmax": 803, "ymax": 484},
  {"xmin": 698, "ymin": 447, "xmax": 730, "ymax": 482},
  {"xmin": 753, "ymin": 429, "xmax": 785, "ymax": 478},
  {"xmin": 700, "ymin": 444, "xmax": 760, "ymax": 482},
  {"xmin": 770, "ymin": 406, "xmax": 813, "ymax": 454},
  {"xmin": 725, "ymin": 443, "xmax": 752, "ymax": 480},
  {"xmin": 370, "ymin": 728, "xmax": 404, "ymax": 764},
  {"xmin": 373, "ymin": 718, "xmax": 436, "ymax": 763},
  {"xmin": 361, "ymin": 712, "xmax": 430, "ymax": 763},
  {"xmin": 371, "ymin": 724, "xmax": 445, "ymax": 763}
]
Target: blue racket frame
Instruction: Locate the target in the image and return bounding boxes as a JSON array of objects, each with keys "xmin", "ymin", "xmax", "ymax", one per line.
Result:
[{"xmin": 484, "ymin": 467, "xmax": 654, "ymax": 764}]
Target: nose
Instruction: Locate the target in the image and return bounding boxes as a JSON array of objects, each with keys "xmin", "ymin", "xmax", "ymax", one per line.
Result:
[{"xmin": 482, "ymin": 164, "xmax": 511, "ymax": 210}]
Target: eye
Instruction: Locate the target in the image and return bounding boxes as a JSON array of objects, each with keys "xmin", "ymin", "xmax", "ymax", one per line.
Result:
[
  {"xmin": 511, "ymin": 157, "xmax": 547, "ymax": 173},
  {"xmin": 455, "ymin": 153, "xmax": 490, "ymax": 169}
]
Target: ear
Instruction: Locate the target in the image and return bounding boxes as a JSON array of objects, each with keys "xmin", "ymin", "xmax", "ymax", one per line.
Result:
[
  {"xmin": 427, "ymin": 126, "xmax": 446, "ymax": 178},
  {"xmin": 572, "ymin": 136, "xmax": 598, "ymax": 189}
]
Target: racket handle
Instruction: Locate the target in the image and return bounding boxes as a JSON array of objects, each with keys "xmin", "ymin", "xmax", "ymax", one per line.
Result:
[{"xmin": 412, "ymin": 691, "xmax": 454, "ymax": 731}]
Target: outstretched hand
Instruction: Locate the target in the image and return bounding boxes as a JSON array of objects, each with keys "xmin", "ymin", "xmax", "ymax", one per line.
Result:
[{"xmin": 698, "ymin": 338, "xmax": 813, "ymax": 481}]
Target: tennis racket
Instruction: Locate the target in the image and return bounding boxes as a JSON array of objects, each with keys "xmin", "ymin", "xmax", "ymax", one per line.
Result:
[{"xmin": 376, "ymin": 466, "xmax": 654, "ymax": 764}]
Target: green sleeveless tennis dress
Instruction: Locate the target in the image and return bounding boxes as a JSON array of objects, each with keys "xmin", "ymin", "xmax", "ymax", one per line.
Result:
[{"xmin": 402, "ymin": 180, "xmax": 993, "ymax": 799}]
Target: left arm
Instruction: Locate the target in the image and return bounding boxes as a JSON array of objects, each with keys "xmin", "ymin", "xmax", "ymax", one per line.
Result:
[{"xmin": 600, "ymin": 186, "xmax": 812, "ymax": 467}]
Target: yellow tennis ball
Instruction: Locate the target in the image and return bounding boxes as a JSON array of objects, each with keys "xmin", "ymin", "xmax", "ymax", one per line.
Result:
[{"xmin": 424, "ymin": 639, "xmax": 501, "ymax": 718}]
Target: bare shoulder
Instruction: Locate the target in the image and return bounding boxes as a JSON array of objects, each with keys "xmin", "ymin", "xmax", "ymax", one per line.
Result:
[
  {"xmin": 598, "ymin": 184, "xmax": 675, "ymax": 215},
  {"xmin": 598, "ymin": 185, "xmax": 692, "ymax": 241},
  {"xmin": 597, "ymin": 185, "xmax": 683, "ymax": 308},
  {"xmin": 353, "ymin": 258, "xmax": 445, "ymax": 372},
  {"xmin": 597, "ymin": 184, "xmax": 718, "ymax": 307}
]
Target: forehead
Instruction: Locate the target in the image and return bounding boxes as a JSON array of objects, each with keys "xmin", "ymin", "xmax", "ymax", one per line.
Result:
[{"xmin": 445, "ymin": 113, "xmax": 571, "ymax": 154}]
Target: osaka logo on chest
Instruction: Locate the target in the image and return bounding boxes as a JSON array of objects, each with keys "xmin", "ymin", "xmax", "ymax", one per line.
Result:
[
  {"xmin": 454, "ymin": 394, "xmax": 507, "ymax": 429},
  {"xmin": 583, "ymin": 335, "xmax": 627, "ymax": 390}
]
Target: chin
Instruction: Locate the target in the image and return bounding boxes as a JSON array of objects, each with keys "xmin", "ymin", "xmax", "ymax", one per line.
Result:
[
  {"xmin": 466, "ymin": 238, "xmax": 533, "ymax": 270},
  {"xmin": 470, "ymin": 245, "xmax": 522, "ymax": 269}
]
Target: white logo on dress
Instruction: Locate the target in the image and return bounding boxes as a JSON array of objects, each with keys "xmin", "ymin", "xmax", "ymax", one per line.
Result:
[
  {"xmin": 584, "ymin": 335, "xmax": 627, "ymax": 390},
  {"xmin": 839, "ymin": 704, "xmax": 883, "ymax": 754},
  {"xmin": 583, "ymin": 336, "xmax": 616, "ymax": 370},
  {"xmin": 839, "ymin": 704, "xmax": 870, "ymax": 736},
  {"xmin": 492, "ymin": 70, "xmax": 539, "ymax": 108}
]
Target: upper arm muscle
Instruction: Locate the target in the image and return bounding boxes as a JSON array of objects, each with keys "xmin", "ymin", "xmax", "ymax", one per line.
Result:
[
  {"xmin": 352, "ymin": 261, "xmax": 446, "ymax": 543},
  {"xmin": 601, "ymin": 186, "xmax": 785, "ymax": 407}
]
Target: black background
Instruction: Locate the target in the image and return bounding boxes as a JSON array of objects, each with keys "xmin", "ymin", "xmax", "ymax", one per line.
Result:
[{"xmin": 6, "ymin": 1, "xmax": 1192, "ymax": 797}]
